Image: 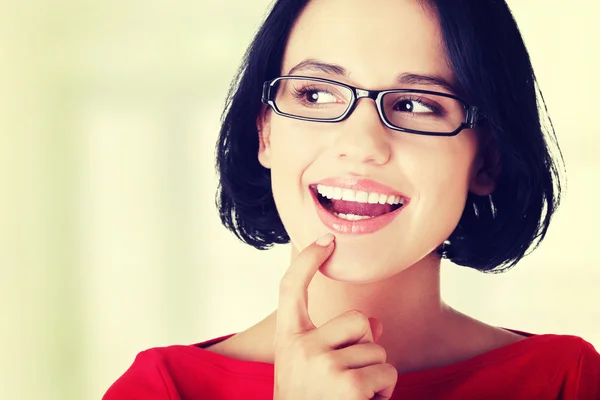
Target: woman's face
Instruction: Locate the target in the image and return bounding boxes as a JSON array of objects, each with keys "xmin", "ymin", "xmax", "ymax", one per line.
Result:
[{"xmin": 258, "ymin": 0, "xmax": 494, "ymax": 282}]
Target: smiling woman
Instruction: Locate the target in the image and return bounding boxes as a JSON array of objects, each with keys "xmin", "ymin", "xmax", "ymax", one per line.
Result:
[{"xmin": 103, "ymin": 0, "xmax": 600, "ymax": 399}]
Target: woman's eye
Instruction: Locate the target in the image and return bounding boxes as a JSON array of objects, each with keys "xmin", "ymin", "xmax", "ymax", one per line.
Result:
[
  {"xmin": 394, "ymin": 99, "xmax": 434, "ymax": 113},
  {"xmin": 302, "ymin": 89, "xmax": 337, "ymax": 103}
]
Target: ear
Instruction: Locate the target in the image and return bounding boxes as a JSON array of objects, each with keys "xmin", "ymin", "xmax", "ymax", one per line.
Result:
[
  {"xmin": 469, "ymin": 144, "xmax": 501, "ymax": 196},
  {"xmin": 257, "ymin": 105, "xmax": 272, "ymax": 169}
]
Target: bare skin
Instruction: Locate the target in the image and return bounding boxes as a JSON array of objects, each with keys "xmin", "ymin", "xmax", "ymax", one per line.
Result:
[
  {"xmin": 207, "ymin": 313, "xmax": 525, "ymax": 374},
  {"xmin": 206, "ymin": 247, "xmax": 525, "ymax": 375}
]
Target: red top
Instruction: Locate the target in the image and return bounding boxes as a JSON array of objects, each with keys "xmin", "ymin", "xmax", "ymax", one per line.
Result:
[{"xmin": 103, "ymin": 330, "xmax": 600, "ymax": 399}]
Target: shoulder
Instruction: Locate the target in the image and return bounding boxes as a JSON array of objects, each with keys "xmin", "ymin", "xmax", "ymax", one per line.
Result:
[
  {"xmin": 537, "ymin": 334, "xmax": 600, "ymax": 399},
  {"xmin": 539, "ymin": 334, "xmax": 599, "ymax": 361},
  {"xmin": 565, "ymin": 336, "xmax": 600, "ymax": 398},
  {"xmin": 102, "ymin": 335, "xmax": 274, "ymax": 400},
  {"xmin": 520, "ymin": 332, "xmax": 598, "ymax": 365},
  {"xmin": 467, "ymin": 331, "xmax": 599, "ymax": 399},
  {"xmin": 102, "ymin": 345, "xmax": 200, "ymax": 400}
]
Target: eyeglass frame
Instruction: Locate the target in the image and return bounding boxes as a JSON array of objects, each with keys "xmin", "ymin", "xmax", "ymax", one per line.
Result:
[{"xmin": 261, "ymin": 76, "xmax": 485, "ymax": 137}]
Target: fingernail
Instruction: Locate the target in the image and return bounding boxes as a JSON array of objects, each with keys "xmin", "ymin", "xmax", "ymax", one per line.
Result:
[{"xmin": 315, "ymin": 233, "xmax": 335, "ymax": 247}]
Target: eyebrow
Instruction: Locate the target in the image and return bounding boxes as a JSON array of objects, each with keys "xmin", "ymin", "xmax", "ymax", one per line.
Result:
[
  {"xmin": 287, "ymin": 59, "xmax": 459, "ymax": 95},
  {"xmin": 396, "ymin": 73, "xmax": 458, "ymax": 95},
  {"xmin": 288, "ymin": 59, "xmax": 347, "ymax": 76}
]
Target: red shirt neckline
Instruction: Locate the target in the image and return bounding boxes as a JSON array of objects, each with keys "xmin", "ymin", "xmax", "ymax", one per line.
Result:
[{"xmin": 189, "ymin": 328, "xmax": 554, "ymax": 385}]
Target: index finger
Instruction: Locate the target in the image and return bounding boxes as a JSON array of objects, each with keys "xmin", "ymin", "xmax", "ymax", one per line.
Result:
[{"xmin": 275, "ymin": 233, "xmax": 335, "ymax": 346}]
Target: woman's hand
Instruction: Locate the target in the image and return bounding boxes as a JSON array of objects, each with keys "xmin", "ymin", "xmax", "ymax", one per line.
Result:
[{"xmin": 273, "ymin": 233, "xmax": 398, "ymax": 400}]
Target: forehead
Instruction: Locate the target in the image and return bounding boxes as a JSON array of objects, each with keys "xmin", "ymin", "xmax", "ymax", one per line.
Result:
[{"xmin": 282, "ymin": 0, "xmax": 454, "ymax": 89}]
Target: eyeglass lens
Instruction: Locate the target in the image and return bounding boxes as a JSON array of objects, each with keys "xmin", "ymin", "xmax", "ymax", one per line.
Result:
[{"xmin": 272, "ymin": 77, "xmax": 466, "ymax": 133}]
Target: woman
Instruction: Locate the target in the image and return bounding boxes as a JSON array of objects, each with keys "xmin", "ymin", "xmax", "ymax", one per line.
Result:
[{"xmin": 104, "ymin": 0, "xmax": 600, "ymax": 398}]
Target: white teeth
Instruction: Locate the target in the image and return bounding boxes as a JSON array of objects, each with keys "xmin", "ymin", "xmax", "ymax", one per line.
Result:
[
  {"xmin": 355, "ymin": 191, "xmax": 369, "ymax": 203},
  {"xmin": 368, "ymin": 192, "xmax": 380, "ymax": 204},
  {"xmin": 332, "ymin": 187, "xmax": 343, "ymax": 200},
  {"xmin": 327, "ymin": 187, "xmax": 335, "ymax": 199},
  {"xmin": 341, "ymin": 189, "xmax": 355, "ymax": 202},
  {"xmin": 334, "ymin": 213, "xmax": 373, "ymax": 221},
  {"xmin": 316, "ymin": 184, "xmax": 405, "ymax": 205}
]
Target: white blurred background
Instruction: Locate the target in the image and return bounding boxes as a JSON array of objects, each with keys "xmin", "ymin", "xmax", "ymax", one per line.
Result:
[{"xmin": 1, "ymin": 1, "xmax": 599, "ymax": 399}]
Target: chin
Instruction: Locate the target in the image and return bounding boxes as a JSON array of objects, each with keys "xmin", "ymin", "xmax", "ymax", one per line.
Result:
[{"xmin": 317, "ymin": 243, "xmax": 409, "ymax": 284}]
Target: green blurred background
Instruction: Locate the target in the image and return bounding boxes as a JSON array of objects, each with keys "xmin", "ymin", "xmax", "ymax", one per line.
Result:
[{"xmin": 1, "ymin": 1, "xmax": 599, "ymax": 399}]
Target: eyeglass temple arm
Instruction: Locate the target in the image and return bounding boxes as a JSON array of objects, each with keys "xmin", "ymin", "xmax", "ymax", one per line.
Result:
[
  {"xmin": 466, "ymin": 106, "xmax": 485, "ymax": 128},
  {"xmin": 261, "ymin": 82, "xmax": 272, "ymax": 104}
]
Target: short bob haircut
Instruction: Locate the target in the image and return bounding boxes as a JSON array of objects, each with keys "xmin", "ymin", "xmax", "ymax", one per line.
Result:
[{"xmin": 215, "ymin": 0, "xmax": 564, "ymax": 273}]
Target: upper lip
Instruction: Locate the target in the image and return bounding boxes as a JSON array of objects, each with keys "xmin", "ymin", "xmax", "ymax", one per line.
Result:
[{"xmin": 310, "ymin": 176, "xmax": 410, "ymax": 198}]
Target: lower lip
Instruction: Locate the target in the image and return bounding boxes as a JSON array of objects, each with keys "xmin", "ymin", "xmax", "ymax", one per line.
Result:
[{"xmin": 311, "ymin": 190, "xmax": 407, "ymax": 235}]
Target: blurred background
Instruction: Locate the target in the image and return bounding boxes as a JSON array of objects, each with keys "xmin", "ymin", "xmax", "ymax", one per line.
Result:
[{"xmin": 1, "ymin": 1, "xmax": 599, "ymax": 399}]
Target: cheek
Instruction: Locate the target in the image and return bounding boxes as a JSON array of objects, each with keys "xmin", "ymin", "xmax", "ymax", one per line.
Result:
[
  {"xmin": 400, "ymin": 136, "xmax": 478, "ymax": 243},
  {"xmin": 267, "ymin": 119, "xmax": 325, "ymax": 228},
  {"xmin": 410, "ymin": 133, "xmax": 477, "ymax": 192},
  {"xmin": 268, "ymin": 118, "xmax": 322, "ymax": 169}
]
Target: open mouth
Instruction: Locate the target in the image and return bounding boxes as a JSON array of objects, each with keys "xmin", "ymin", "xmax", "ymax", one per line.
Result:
[{"xmin": 310, "ymin": 184, "xmax": 405, "ymax": 221}]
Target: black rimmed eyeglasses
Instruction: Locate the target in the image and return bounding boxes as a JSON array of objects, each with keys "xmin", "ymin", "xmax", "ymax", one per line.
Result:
[{"xmin": 261, "ymin": 76, "xmax": 485, "ymax": 136}]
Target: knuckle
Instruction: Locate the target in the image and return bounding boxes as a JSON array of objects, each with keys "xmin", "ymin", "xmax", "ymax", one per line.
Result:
[
  {"xmin": 345, "ymin": 369, "xmax": 365, "ymax": 391},
  {"xmin": 346, "ymin": 309, "xmax": 369, "ymax": 330},
  {"xmin": 346, "ymin": 369, "xmax": 363, "ymax": 389},
  {"xmin": 382, "ymin": 363, "xmax": 399, "ymax": 382},
  {"xmin": 372, "ymin": 344, "xmax": 387, "ymax": 363},
  {"xmin": 278, "ymin": 275, "xmax": 298, "ymax": 294},
  {"xmin": 341, "ymin": 391, "xmax": 363, "ymax": 400}
]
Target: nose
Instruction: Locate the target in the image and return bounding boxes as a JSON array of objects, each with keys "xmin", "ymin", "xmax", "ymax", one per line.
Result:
[{"xmin": 334, "ymin": 98, "xmax": 391, "ymax": 165}]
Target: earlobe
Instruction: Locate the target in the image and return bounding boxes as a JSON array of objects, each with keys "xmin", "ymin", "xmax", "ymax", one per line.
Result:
[
  {"xmin": 469, "ymin": 137, "xmax": 501, "ymax": 196},
  {"xmin": 469, "ymin": 169, "xmax": 496, "ymax": 196},
  {"xmin": 257, "ymin": 106, "xmax": 272, "ymax": 169},
  {"xmin": 469, "ymin": 152, "xmax": 500, "ymax": 196}
]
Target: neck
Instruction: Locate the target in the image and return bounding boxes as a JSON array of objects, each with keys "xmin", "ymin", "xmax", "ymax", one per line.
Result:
[
  {"xmin": 308, "ymin": 252, "xmax": 445, "ymax": 325},
  {"xmin": 234, "ymin": 249, "xmax": 464, "ymax": 371},
  {"xmin": 221, "ymin": 248, "xmax": 519, "ymax": 373},
  {"xmin": 304, "ymin": 250, "xmax": 455, "ymax": 362}
]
